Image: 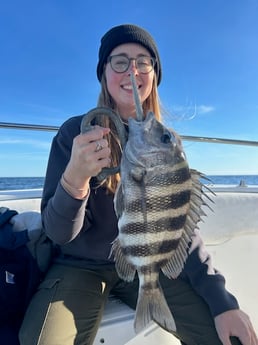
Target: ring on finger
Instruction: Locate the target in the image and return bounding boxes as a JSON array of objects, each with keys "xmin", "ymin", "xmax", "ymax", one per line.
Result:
[{"xmin": 95, "ymin": 141, "xmax": 103, "ymax": 152}]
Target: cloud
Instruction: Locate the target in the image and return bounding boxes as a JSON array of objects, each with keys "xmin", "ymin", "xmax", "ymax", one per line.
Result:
[
  {"xmin": 168, "ymin": 103, "xmax": 215, "ymax": 121},
  {"xmin": 0, "ymin": 137, "xmax": 50, "ymax": 149},
  {"xmin": 197, "ymin": 105, "xmax": 215, "ymax": 114},
  {"xmin": 0, "ymin": 139, "xmax": 22, "ymax": 144}
]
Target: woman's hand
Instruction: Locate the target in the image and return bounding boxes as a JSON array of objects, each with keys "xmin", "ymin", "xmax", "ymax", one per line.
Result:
[
  {"xmin": 215, "ymin": 309, "xmax": 258, "ymax": 345},
  {"xmin": 62, "ymin": 126, "xmax": 111, "ymax": 198}
]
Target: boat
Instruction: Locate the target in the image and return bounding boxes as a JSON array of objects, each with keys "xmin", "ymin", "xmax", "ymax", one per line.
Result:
[{"xmin": 0, "ymin": 121, "xmax": 258, "ymax": 344}]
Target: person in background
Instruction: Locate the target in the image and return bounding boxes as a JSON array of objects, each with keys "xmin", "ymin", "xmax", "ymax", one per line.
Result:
[{"xmin": 19, "ymin": 24, "xmax": 258, "ymax": 345}]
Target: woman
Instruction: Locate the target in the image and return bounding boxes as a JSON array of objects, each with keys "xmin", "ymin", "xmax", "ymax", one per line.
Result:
[{"xmin": 19, "ymin": 24, "xmax": 257, "ymax": 345}]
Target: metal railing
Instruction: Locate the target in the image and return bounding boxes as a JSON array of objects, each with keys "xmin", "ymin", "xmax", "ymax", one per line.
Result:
[
  {"xmin": 0, "ymin": 121, "xmax": 59, "ymax": 132},
  {"xmin": 1, "ymin": 121, "xmax": 258, "ymax": 147}
]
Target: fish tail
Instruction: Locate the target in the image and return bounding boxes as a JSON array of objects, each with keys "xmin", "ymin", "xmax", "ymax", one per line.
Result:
[{"xmin": 134, "ymin": 285, "xmax": 177, "ymax": 334}]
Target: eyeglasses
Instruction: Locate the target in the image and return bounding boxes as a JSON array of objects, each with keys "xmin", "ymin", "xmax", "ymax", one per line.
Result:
[{"xmin": 107, "ymin": 55, "xmax": 156, "ymax": 74}]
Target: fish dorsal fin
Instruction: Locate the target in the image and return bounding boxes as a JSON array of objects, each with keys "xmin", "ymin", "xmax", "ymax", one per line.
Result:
[{"xmin": 161, "ymin": 169, "xmax": 215, "ymax": 278}]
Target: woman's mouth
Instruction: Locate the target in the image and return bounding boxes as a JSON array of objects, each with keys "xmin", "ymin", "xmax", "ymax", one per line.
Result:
[{"xmin": 121, "ymin": 83, "xmax": 141, "ymax": 91}]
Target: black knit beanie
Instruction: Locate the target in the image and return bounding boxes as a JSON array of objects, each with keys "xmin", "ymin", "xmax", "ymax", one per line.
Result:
[{"xmin": 97, "ymin": 24, "xmax": 162, "ymax": 85}]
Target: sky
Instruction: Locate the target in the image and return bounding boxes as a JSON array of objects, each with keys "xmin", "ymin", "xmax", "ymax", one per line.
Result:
[{"xmin": 0, "ymin": 0, "xmax": 258, "ymax": 177}]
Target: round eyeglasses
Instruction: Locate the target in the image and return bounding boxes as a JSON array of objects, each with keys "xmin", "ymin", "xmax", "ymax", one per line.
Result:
[{"xmin": 107, "ymin": 55, "xmax": 156, "ymax": 74}]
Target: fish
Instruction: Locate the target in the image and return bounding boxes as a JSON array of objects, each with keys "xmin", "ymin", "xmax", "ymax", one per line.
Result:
[{"xmin": 111, "ymin": 110, "xmax": 212, "ymax": 334}]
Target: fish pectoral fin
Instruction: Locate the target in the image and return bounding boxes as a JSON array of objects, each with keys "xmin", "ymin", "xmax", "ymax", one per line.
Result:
[
  {"xmin": 134, "ymin": 285, "xmax": 176, "ymax": 334},
  {"xmin": 110, "ymin": 239, "xmax": 136, "ymax": 282},
  {"xmin": 130, "ymin": 167, "xmax": 146, "ymax": 182}
]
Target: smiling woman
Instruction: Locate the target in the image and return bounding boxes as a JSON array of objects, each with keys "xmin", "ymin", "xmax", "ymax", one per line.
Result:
[
  {"xmin": 1, "ymin": 0, "xmax": 258, "ymax": 339},
  {"xmin": 8, "ymin": 23, "xmax": 255, "ymax": 345}
]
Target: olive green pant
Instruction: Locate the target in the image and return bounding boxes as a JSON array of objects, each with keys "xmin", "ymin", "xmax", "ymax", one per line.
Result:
[{"xmin": 19, "ymin": 263, "xmax": 241, "ymax": 345}]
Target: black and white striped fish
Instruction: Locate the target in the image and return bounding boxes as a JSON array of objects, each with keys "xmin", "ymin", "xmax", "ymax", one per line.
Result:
[{"xmin": 111, "ymin": 111, "xmax": 212, "ymax": 334}]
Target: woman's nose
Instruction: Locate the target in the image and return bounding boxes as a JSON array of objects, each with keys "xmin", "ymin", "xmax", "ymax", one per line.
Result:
[{"xmin": 128, "ymin": 60, "xmax": 138, "ymax": 74}]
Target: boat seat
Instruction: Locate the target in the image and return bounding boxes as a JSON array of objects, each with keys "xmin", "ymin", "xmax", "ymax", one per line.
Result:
[
  {"xmin": 199, "ymin": 192, "xmax": 258, "ymax": 244},
  {"xmin": 1, "ymin": 191, "xmax": 257, "ymax": 342}
]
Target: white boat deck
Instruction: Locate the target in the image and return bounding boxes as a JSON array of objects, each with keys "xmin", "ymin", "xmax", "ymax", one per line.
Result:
[{"xmin": 0, "ymin": 186, "xmax": 257, "ymax": 344}]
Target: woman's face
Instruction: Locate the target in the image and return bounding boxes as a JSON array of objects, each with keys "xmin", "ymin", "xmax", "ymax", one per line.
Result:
[{"xmin": 105, "ymin": 43, "xmax": 155, "ymax": 121}]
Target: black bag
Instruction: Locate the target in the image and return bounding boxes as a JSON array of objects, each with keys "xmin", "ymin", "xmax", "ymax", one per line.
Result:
[{"xmin": 0, "ymin": 207, "xmax": 41, "ymax": 344}]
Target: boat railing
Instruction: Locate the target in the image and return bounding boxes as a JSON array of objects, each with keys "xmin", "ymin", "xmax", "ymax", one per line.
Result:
[{"xmin": 1, "ymin": 121, "xmax": 258, "ymax": 147}]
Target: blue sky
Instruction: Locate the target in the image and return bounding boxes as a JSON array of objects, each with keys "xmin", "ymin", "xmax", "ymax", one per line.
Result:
[{"xmin": 0, "ymin": 0, "xmax": 258, "ymax": 177}]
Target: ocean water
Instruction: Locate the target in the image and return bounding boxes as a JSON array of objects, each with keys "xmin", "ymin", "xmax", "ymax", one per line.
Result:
[
  {"xmin": 0, "ymin": 177, "xmax": 45, "ymax": 191},
  {"xmin": 0, "ymin": 175, "xmax": 257, "ymax": 191},
  {"xmin": 202, "ymin": 174, "xmax": 258, "ymax": 186}
]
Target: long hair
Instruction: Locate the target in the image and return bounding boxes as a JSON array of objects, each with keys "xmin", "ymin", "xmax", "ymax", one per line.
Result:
[{"xmin": 95, "ymin": 73, "xmax": 162, "ymax": 193}]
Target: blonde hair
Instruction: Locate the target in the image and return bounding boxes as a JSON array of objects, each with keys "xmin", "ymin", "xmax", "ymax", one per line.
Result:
[{"xmin": 96, "ymin": 73, "xmax": 162, "ymax": 193}]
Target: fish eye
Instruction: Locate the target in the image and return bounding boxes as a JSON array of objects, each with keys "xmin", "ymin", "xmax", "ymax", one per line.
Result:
[{"xmin": 160, "ymin": 131, "xmax": 172, "ymax": 144}]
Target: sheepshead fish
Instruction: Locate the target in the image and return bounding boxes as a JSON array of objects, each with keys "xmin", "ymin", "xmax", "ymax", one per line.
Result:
[{"xmin": 111, "ymin": 111, "xmax": 211, "ymax": 334}]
